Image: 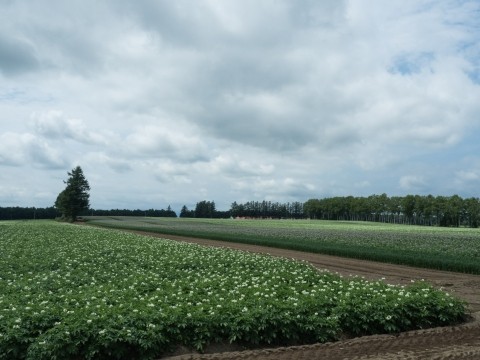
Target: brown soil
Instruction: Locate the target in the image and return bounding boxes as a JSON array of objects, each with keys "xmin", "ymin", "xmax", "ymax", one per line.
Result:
[{"xmin": 90, "ymin": 227, "xmax": 480, "ymax": 359}]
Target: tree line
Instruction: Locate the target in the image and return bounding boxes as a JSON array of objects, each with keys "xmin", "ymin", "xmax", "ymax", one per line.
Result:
[
  {"xmin": 0, "ymin": 207, "xmax": 58, "ymax": 220},
  {"xmin": 4, "ymin": 194, "xmax": 480, "ymax": 227},
  {"xmin": 90, "ymin": 207, "xmax": 176, "ymax": 218},
  {"xmin": 304, "ymin": 194, "xmax": 480, "ymax": 227},
  {"xmin": 179, "ymin": 200, "xmax": 304, "ymax": 219},
  {"xmin": 5, "ymin": 167, "xmax": 480, "ymax": 228},
  {"xmin": 179, "ymin": 201, "xmax": 230, "ymax": 219},
  {"xmin": 230, "ymin": 200, "xmax": 304, "ymax": 219},
  {"xmin": 0, "ymin": 206, "xmax": 177, "ymax": 221},
  {"xmin": 181, "ymin": 195, "xmax": 480, "ymax": 228}
]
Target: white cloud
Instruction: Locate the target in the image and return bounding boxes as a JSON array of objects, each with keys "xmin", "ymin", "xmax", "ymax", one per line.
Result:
[
  {"xmin": 208, "ymin": 154, "xmax": 275, "ymax": 177},
  {"xmin": 454, "ymin": 168, "xmax": 480, "ymax": 194},
  {"xmin": 399, "ymin": 175, "xmax": 427, "ymax": 191},
  {"xmin": 82, "ymin": 152, "xmax": 132, "ymax": 173},
  {"xmin": 31, "ymin": 110, "xmax": 108, "ymax": 145},
  {"xmin": 0, "ymin": 132, "xmax": 66, "ymax": 169},
  {"xmin": 1, "ymin": 0, "xmax": 480, "ymax": 209},
  {"xmin": 232, "ymin": 176, "xmax": 316, "ymax": 202},
  {"xmin": 152, "ymin": 162, "xmax": 192, "ymax": 184},
  {"xmin": 456, "ymin": 170, "xmax": 479, "ymax": 182},
  {"xmin": 124, "ymin": 124, "xmax": 209, "ymax": 162}
]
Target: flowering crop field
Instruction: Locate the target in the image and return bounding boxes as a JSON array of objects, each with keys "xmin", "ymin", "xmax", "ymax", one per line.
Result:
[
  {"xmin": 88, "ymin": 217, "xmax": 480, "ymax": 274},
  {"xmin": 0, "ymin": 221, "xmax": 466, "ymax": 359}
]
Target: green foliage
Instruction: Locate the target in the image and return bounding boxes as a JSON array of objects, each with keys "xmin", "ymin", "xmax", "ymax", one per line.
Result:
[
  {"xmin": 231, "ymin": 200, "xmax": 304, "ymax": 219},
  {"xmin": 194, "ymin": 200, "xmax": 216, "ymax": 218},
  {"xmin": 54, "ymin": 166, "xmax": 90, "ymax": 222},
  {"xmin": 0, "ymin": 207, "xmax": 57, "ymax": 221},
  {"xmin": 91, "ymin": 208, "xmax": 176, "ymax": 217},
  {"xmin": 179, "ymin": 205, "xmax": 194, "ymax": 218},
  {"xmin": 89, "ymin": 217, "xmax": 480, "ymax": 274},
  {"xmin": 0, "ymin": 221, "xmax": 466, "ymax": 359},
  {"xmin": 304, "ymin": 194, "xmax": 480, "ymax": 227}
]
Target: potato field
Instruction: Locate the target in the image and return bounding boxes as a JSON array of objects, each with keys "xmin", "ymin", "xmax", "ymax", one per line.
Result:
[
  {"xmin": 0, "ymin": 221, "xmax": 468, "ymax": 359},
  {"xmin": 88, "ymin": 217, "xmax": 480, "ymax": 274}
]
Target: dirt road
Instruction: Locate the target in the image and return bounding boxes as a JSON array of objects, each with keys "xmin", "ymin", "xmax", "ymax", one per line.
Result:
[{"xmin": 116, "ymin": 230, "xmax": 480, "ymax": 359}]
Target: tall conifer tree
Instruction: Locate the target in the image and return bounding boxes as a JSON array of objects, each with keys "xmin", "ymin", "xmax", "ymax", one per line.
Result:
[{"xmin": 55, "ymin": 166, "xmax": 90, "ymax": 222}]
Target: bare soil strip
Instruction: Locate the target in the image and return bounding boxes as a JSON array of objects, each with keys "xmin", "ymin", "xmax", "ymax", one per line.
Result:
[{"xmin": 104, "ymin": 229, "xmax": 480, "ymax": 360}]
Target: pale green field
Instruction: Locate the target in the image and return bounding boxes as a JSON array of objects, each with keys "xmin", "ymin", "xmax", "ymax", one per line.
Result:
[{"xmin": 87, "ymin": 216, "xmax": 480, "ymax": 274}]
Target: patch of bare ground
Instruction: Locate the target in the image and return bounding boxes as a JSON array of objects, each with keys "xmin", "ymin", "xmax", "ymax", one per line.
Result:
[{"xmin": 87, "ymin": 227, "xmax": 480, "ymax": 360}]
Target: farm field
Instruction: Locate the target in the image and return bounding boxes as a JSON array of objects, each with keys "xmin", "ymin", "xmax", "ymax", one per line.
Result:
[
  {"xmin": 0, "ymin": 221, "xmax": 469, "ymax": 359},
  {"xmin": 147, "ymin": 232, "xmax": 480, "ymax": 359},
  {"xmin": 86, "ymin": 216, "xmax": 480, "ymax": 274}
]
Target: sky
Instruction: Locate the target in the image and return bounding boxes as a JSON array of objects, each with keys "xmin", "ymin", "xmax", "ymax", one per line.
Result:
[{"xmin": 1, "ymin": 0, "xmax": 480, "ymax": 212}]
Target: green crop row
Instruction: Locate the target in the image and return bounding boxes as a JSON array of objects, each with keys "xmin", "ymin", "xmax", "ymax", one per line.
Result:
[
  {"xmin": 0, "ymin": 221, "xmax": 467, "ymax": 359},
  {"xmin": 87, "ymin": 217, "xmax": 480, "ymax": 274}
]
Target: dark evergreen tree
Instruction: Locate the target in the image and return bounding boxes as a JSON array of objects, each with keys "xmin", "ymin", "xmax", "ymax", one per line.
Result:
[
  {"xmin": 55, "ymin": 166, "xmax": 90, "ymax": 222},
  {"xmin": 180, "ymin": 205, "xmax": 194, "ymax": 218},
  {"xmin": 195, "ymin": 200, "xmax": 216, "ymax": 218}
]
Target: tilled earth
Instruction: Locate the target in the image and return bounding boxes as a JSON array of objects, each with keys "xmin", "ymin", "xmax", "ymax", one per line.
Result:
[{"xmin": 119, "ymin": 230, "xmax": 480, "ymax": 360}]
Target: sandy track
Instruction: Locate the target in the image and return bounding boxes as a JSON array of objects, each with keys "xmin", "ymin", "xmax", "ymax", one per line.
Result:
[{"xmin": 105, "ymin": 229, "xmax": 480, "ymax": 360}]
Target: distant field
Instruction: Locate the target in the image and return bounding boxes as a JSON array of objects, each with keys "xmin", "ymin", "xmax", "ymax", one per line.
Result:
[
  {"xmin": 0, "ymin": 221, "xmax": 467, "ymax": 359},
  {"xmin": 87, "ymin": 216, "xmax": 480, "ymax": 274}
]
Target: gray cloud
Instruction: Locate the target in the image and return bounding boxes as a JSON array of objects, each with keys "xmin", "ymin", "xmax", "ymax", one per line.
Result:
[
  {"xmin": 32, "ymin": 110, "xmax": 108, "ymax": 145},
  {"xmin": 82, "ymin": 152, "xmax": 132, "ymax": 174},
  {"xmin": 0, "ymin": 132, "xmax": 67, "ymax": 169},
  {"xmin": 123, "ymin": 124, "xmax": 210, "ymax": 162},
  {"xmin": 0, "ymin": 35, "xmax": 39, "ymax": 75},
  {"xmin": 1, "ymin": 0, "xmax": 480, "ymax": 209},
  {"xmin": 399, "ymin": 175, "xmax": 427, "ymax": 192},
  {"xmin": 287, "ymin": 0, "xmax": 347, "ymax": 28}
]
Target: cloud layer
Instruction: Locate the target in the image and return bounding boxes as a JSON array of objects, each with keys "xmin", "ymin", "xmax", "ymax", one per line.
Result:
[{"xmin": 1, "ymin": 0, "xmax": 480, "ymax": 210}]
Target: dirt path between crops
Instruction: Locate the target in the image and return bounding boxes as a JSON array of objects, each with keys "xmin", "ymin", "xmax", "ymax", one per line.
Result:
[{"xmin": 99, "ymin": 228, "xmax": 480, "ymax": 359}]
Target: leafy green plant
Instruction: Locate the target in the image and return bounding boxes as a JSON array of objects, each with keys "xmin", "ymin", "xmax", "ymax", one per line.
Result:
[
  {"xmin": 88, "ymin": 217, "xmax": 480, "ymax": 274},
  {"xmin": 0, "ymin": 221, "xmax": 467, "ymax": 359}
]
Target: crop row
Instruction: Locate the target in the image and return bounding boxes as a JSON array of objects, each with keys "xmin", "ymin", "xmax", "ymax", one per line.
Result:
[
  {"xmin": 0, "ymin": 221, "xmax": 467, "ymax": 359},
  {"xmin": 88, "ymin": 217, "xmax": 480, "ymax": 274}
]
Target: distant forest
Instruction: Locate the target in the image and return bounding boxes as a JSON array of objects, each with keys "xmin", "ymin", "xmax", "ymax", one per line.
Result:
[
  {"xmin": 0, "ymin": 206, "xmax": 176, "ymax": 221},
  {"xmin": 0, "ymin": 207, "xmax": 58, "ymax": 221},
  {"xmin": 89, "ymin": 206, "xmax": 177, "ymax": 218},
  {"xmin": 303, "ymin": 194, "xmax": 480, "ymax": 228},
  {"xmin": 180, "ymin": 195, "xmax": 480, "ymax": 228},
  {"xmin": 2, "ymin": 194, "xmax": 479, "ymax": 227}
]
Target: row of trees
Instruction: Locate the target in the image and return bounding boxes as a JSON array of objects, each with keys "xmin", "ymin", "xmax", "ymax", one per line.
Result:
[
  {"xmin": 178, "ymin": 200, "xmax": 304, "ymax": 219},
  {"xmin": 7, "ymin": 167, "xmax": 479, "ymax": 228},
  {"xmin": 304, "ymin": 194, "xmax": 480, "ymax": 227},
  {"xmin": 90, "ymin": 207, "xmax": 177, "ymax": 217},
  {"xmin": 4, "ymin": 194, "xmax": 480, "ymax": 227},
  {"xmin": 0, "ymin": 207, "xmax": 58, "ymax": 221},
  {"xmin": 230, "ymin": 201, "xmax": 304, "ymax": 219},
  {"xmin": 0, "ymin": 206, "xmax": 177, "ymax": 221},
  {"xmin": 179, "ymin": 201, "xmax": 230, "ymax": 218},
  {"xmin": 180, "ymin": 195, "xmax": 480, "ymax": 228}
]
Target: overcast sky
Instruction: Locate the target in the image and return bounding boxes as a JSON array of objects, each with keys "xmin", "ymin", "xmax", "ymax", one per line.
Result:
[{"xmin": 1, "ymin": 0, "xmax": 480, "ymax": 212}]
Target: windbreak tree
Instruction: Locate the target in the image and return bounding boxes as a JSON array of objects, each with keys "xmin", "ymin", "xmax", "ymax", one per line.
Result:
[
  {"xmin": 55, "ymin": 166, "xmax": 90, "ymax": 222},
  {"xmin": 180, "ymin": 205, "xmax": 195, "ymax": 218},
  {"xmin": 194, "ymin": 200, "xmax": 216, "ymax": 218}
]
